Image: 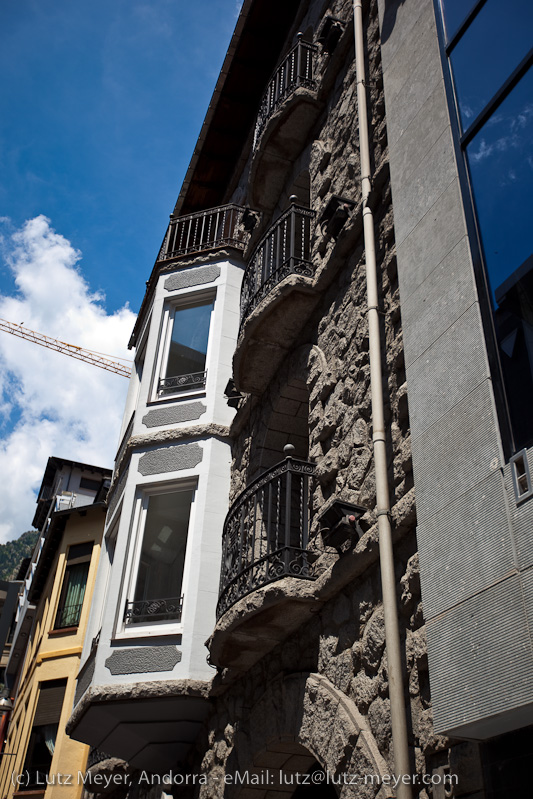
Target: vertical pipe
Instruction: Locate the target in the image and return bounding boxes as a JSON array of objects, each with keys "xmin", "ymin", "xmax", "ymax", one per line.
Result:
[{"xmin": 352, "ymin": 2, "xmax": 413, "ymax": 797}]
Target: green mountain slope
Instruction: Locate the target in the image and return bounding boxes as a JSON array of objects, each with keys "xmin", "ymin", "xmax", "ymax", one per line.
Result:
[{"xmin": 0, "ymin": 530, "xmax": 39, "ymax": 581}]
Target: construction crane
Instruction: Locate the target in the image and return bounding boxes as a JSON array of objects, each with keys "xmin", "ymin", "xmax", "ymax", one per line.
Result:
[{"xmin": 0, "ymin": 318, "xmax": 132, "ymax": 378}]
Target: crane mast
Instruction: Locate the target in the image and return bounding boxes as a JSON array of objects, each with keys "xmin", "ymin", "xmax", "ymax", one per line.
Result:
[{"xmin": 0, "ymin": 318, "xmax": 131, "ymax": 378}]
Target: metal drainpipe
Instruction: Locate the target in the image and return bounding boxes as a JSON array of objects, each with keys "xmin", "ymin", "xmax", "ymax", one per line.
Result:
[{"xmin": 352, "ymin": 2, "xmax": 413, "ymax": 796}]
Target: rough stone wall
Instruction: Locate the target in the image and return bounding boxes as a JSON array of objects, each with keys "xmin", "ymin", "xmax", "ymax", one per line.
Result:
[
  {"xmin": 229, "ymin": 0, "xmax": 408, "ymax": 511},
  {"xmin": 194, "ymin": 0, "xmax": 486, "ymax": 797},
  {"xmin": 192, "ymin": 551, "xmax": 451, "ymax": 799}
]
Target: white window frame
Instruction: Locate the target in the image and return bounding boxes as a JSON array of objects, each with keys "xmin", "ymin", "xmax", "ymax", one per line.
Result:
[
  {"xmin": 114, "ymin": 479, "xmax": 198, "ymax": 640},
  {"xmin": 86, "ymin": 511, "xmax": 120, "ymax": 651},
  {"xmin": 150, "ymin": 289, "xmax": 216, "ymax": 403}
]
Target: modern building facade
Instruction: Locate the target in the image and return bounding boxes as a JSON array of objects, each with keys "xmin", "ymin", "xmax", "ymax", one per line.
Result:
[
  {"xmin": 0, "ymin": 458, "xmax": 109, "ymax": 798},
  {"xmin": 69, "ymin": 1, "xmax": 533, "ymax": 797}
]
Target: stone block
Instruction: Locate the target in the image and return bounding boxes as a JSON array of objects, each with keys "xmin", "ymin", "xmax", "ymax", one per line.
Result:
[
  {"xmin": 381, "ymin": 2, "xmax": 443, "ymax": 147},
  {"xmin": 396, "ymin": 178, "xmax": 468, "ymax": 301},
  {"xmin": 388, "ymin": 128, "xmax": 457, "ymax": 249},
  {"xmin": 411, "ymin": 381, "xmax": 500, "ymax": 523},
  {"xmin": 400, "ymin": 237, "xmax": 478, "ymax": 368},
  {"xmin": 426, "ymin": 574, "xmax": 533, "ymax": 735},
  {"xmin": 417, "ymin": 470, "xmax": 514, "ymax": 620},
  {"xmin": 406, "ymin": 302, "xmax": 488, "ymax": 440}
]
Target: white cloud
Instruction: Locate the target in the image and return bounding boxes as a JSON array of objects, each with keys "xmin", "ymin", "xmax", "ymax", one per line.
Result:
[{"xmin": 0, "ymin": 216, "xmax": 136, "ymax": 543}]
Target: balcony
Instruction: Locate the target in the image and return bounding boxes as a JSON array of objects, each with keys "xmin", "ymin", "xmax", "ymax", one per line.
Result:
[
  {"xmin": 217, "ymin": 454, "xmax": 316, "ymax": 618},
  {"xmin": 249, "ymin": 38, "xmax": 321, "ymax": 213},
  {"xmin": 240, "ymin": 204, "xmax": 315, "ymax": 324},
  {"xmin": 157, "ymin": 204, "xmax": 247, "ymax": 262},
  {"xmin": 253, "ymin": 36, "xmax": 317, "ymax": 150},
  {"xmin": 233, "ymin": 204, "xmax": 320, "ymax": 394},
  {"xmin": 158, "ymin": 371, "xmax": 207, "ymax": 396},
  {"xmin": 124, "ymin": 595, "xmax": 183, "ymax": 625}
]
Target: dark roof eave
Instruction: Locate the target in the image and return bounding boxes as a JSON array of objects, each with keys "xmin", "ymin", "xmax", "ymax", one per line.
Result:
[
  {"xmin": 129, "ymin": 0, "xmax": 302, "ymax": 349},
  {"xmin": 28, "ymin": 502, "xmax": 106, "ymax": 604}
]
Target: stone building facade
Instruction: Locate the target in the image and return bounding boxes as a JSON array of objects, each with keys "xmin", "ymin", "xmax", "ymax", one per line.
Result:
[{"xmin": 69, "ymin": 1, "xmax": 533, "ymax": 798}]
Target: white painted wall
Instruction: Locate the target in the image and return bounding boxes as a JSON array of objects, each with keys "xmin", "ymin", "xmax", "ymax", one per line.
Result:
[{"xmin": 80, "ymin": 256, "xmax": 243, "ymax": 688}]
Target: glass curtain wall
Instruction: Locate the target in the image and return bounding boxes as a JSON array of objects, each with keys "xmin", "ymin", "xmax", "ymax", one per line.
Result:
[{"xmin": 438, "ymin": 0, "xmax": 533, "ymax": 450}]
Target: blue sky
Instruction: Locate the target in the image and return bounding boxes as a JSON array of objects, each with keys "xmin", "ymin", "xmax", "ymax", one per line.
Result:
[
  {"xmin": 0, "ymin": 0, "xmax": 241, "ymax": 313},
  {"xmin": 0, "ymin": 0, "xmax": 242, "ymax": 541}
]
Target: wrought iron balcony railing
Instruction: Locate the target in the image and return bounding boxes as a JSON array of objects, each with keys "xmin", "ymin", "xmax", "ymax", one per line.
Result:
[
  {"xmin": 158, "ymin": 370, "xmax": 207, "ymax": 396},
  {"xmin": 124, "ymin": 595, "xmax": 183, "ymax": 624},
  {"xmin": 217, "ymin": 455, "xmax": 316, "ymax": 618},
  {"xmin": 253, "ymin": 36, "xmax": 318, "ymax": 149},
  {"xmin": 54, "ymin": 602, "xmax": 84, "ymax": 629},
  {"xmin": 157, "ymin": 204, "xmax": 247, "ymax": 262},
  {"xmin": 240, "ymin": 204, "xmax": 315, "ymax": 326}
]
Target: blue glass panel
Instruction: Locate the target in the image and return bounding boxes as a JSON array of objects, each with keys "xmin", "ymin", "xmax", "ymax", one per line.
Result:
[
  {"xmin": 467, "ymin": 68, "xmax": 533, "ymax": 447},
  {"xmin": 450, "ymin": 0, "xmax": 533, "ymax": 130},
  {"xmin": 438, "ymin": 0, "xmax": 478, "ymax": 42}
]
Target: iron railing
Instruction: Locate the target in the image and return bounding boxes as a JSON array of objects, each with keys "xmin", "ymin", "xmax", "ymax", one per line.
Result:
[
  {"xmin": 157, "ymin": 204, "xmax": 247, "ymax": 262},
  {"xmin": 254, "ymin": 36, "xmax": 317, "ymax": 149},
  {"xmin": 217, "ymin": 455, "xmax": 316, "ymax": 618},
  {"xmin": 124, "ymin": 595, "xmax": 183, "ymax": 624},
  {"xmin": 158, "ymin": 370, "xmax": 206, "ymax": 396},
  {"xmin": 54, "ymin": 602, "xmax": 84, "ymax": 629},
  {"xmin": 240, "ymin": 204, "xmax": 315, "ymax": 326}
]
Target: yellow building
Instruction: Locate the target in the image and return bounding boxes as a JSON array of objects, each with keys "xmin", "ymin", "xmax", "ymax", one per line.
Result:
[{"xmin": 0, "ymin": 458, "xmax": 110, "ymax": 799}]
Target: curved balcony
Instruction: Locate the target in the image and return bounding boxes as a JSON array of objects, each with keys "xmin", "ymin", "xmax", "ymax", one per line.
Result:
[
  {"xmin": 217, "ymin": 454, "xmax": 316, "ymax": 619},
  {"xmin": 253, "ymin": 36, "xmax": 317, "ymax": 150},
  {"xmin": 249, "ymin": 39, "xmax": 321, "ymax": 213},
  {"xmin": 157, "ymin": 203, "xmax": 247, "ymax": 262},
  {"xmin": 234, "ymin": 204, "xmax": 319, "ymax": 394},
  {"xmin": 240, "ymin": 204, "xmax": 315, "ymax": 324}
]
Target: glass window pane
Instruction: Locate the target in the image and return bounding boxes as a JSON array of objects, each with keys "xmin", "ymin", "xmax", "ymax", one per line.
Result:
[
  {"xmin": 23, "ymin": 725, "xmax": 58, "ymax": 789},
  {"xmin": 466, "ymin": 68, "xmax": 533, "ymax": 448},
  {"xmin": 134, "ymin": 490, "xmax": 193, "ymax": 606},
  {"xmin": 166, "ymin": 301, "xmax": 213, "ymax": 378},
  {"xmin": 439, "ymin": 0, "xmax": 479, "ymax": 42},
  {"xmin": 56, "ymin": 562, "xmax": 89, "ymax": 627},
  {"xmin": 450, "ymin": 0, "xmax": 533, "ymax": 129}
]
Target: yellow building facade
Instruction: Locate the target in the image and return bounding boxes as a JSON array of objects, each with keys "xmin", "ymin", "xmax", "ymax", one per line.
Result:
[{"xmin": 0, "ymin": 459, "xmax": 108, "ymax": 799}]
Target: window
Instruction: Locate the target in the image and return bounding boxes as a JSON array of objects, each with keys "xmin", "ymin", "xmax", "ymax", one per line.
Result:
[
  {"xmin": 22, "ymin": 679, "xmax": 66, "ymax": 790},
  {"xmin": 445, "ymin": 0, "xmax": 532, "ymax": 129},
  {"xmin": 79, "ymin": 476, "xmax": 101, "ymax": 491},
  {"xmin": 158, "ymin": 299, "xmax": 214, "ymax": 397},
  {"xmin": 437, "ymin": 0, "xmax": 533, "ymax": 452},
  {"xmin": 54, "ymin": 542, "xmax": 93, "ymax": 629},
  {"xmin": 438, "ymin": 0, "xmax": 479, "ymax": 41},
  {"xmin": 125, "ymin": 487, "xmax": 194, "ymax": 625},
  {"xmin": 511, "ymin": 450, "xmax": 533, "ymax": 503}
]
